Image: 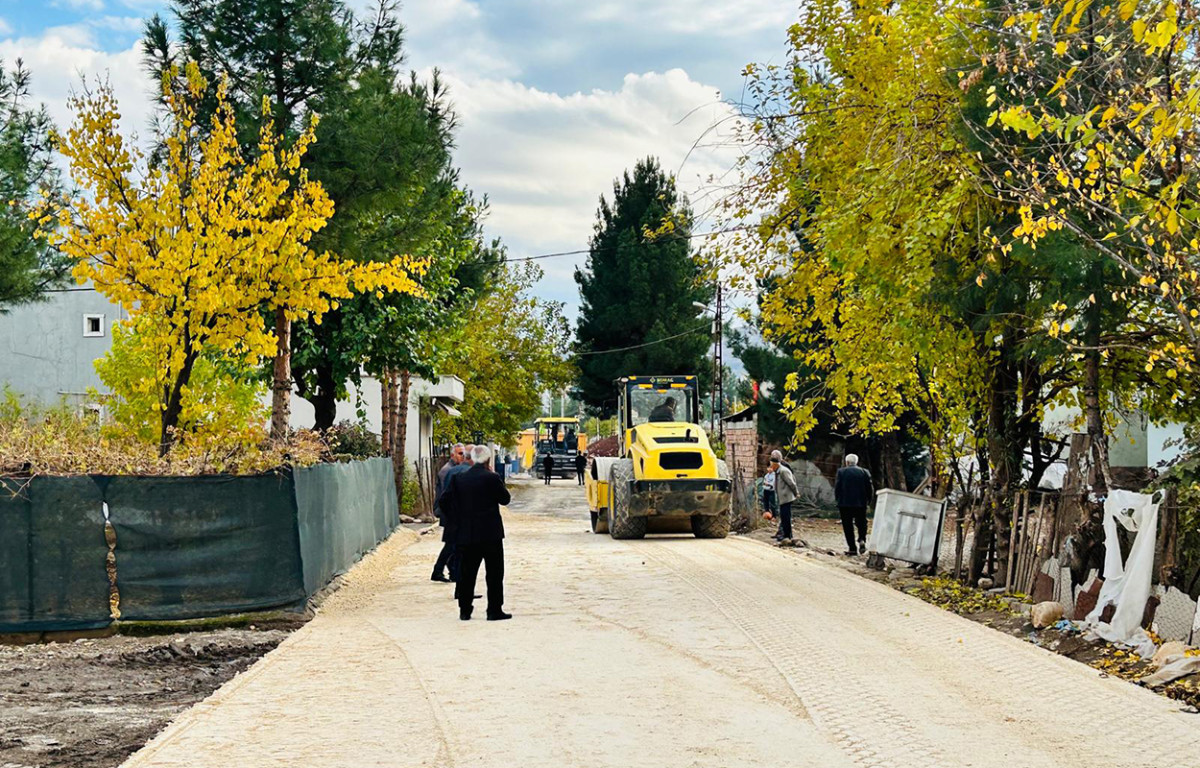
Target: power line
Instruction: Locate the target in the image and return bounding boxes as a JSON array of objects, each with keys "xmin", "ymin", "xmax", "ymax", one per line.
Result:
[
  {"xmin": 501, "ymin": 226, "xmax": 747, "ymax": 264},
  {"xmin": 35, "ymin": 227, "xmax": 747, "ymax": 293},
  {"xmin": 574, "ymin": 322, "xmax": 710, "ymax": 356}
]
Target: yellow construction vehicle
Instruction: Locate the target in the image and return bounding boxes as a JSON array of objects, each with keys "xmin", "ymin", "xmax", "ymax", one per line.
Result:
[
  {"xmin": 586, "ymin": 375, "xmax": 730, "ymax": 539},
  {"xmin": 532, "ymin": 417, "xmax": 581, "ymax": 479}
]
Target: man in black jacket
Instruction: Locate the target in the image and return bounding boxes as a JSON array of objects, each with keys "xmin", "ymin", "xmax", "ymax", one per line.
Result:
[
  {"xmin": 834, "ymin": 453, "xmax": 874, "ymax": 556},
  {"xmin": 441, "ymin": 444, "xmax": 512, "ymax": 621},
  {"xmin": 574, "ymin": 451, "xmax": 587, "ymax": 485}
]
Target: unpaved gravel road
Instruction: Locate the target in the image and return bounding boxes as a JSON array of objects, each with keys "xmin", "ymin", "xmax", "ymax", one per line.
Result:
[{"xmin": 122, "ymin": 478, "xmax": 1200, "ymax": 768}]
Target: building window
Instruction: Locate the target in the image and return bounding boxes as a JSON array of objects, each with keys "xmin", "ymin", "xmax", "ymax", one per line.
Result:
[{"xmin": 83, "ymin": 314, "xmax": 105, "ymax": 337}]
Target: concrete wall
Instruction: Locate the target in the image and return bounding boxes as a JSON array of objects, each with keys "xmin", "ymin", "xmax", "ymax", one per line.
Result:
[
  {"xmin": 0, "ymin": 288, "xmax": 125, "ymax": 408},
  {"xmin": 1043, "ymin": 401, "xmax": 1171, "ymax": 468}
]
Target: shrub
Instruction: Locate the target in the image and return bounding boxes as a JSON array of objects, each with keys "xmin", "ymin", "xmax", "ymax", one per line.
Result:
[
  {"xmin": 324, "ymin": 420, "xmax": 381, "ymax": 459},
  {"xmin": 0, "ymin": 391, "xmax": 324, "ymax": 476}
]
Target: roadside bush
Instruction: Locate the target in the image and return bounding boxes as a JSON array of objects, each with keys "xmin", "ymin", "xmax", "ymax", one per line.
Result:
[
  {"xmin": 399, "ymin": 475, "xmax": 421, "ymax": 517},
  {"xmin": 0, "ymin": 390, "xmax": 324, "ymax": 476},
  {"xmin": 95, "ymin": 322, "xmax": 269, "ymax": 446},
  {"xmin": 325, "ymin": 420, "xmax": 381, "ymax": 459}
]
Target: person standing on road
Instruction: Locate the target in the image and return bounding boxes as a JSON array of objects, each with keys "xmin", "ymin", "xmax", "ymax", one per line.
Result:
[
  {"xmin": 762, "ymin": 462, "xmax": 779, "ymax": 539},
  {"xmin": 835, "ymin": 453, "xmax": 873, "ymax": 556},
  {"xmin": 771, "ymin": 450, "xmax": 798, "ymax": 542},
  {"xmin": 441, "ymin": 444, "xmax": 512, "ymax": 621},
  {"xmin": 431, "ymin": 444, "xmax": 469, "ymax": 583},
  {"xmin": 542, "ymin": 452, "xmax": 554, "ymax": 485},
  {"xmin": 574, "ymin": 451, "xmax": 587, "ymax": 486}
]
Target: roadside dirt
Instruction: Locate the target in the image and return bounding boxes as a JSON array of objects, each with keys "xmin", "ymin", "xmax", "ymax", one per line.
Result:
[{"xmin": 0, "ymin": 628, "xmax": 293, "ymax": 768}]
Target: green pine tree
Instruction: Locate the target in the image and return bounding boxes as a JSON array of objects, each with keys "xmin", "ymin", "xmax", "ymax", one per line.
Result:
[
  {"xmin": 574, "ymin": 157, "xmax": 713, "ymax": 415},
  {"xmin": 0, "ymin": 62, "xmax": 66, "ymax": 309}
]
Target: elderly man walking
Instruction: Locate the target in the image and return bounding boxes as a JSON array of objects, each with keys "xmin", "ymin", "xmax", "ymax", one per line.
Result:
[
  {"xmin": 440, "ymin": 444, "xmax": 512, "ymax": 621},
  {"xmin": 835, "ymin": 453, "xmax": 874, "ymax": 556},
  {"xmin": 770, "ymin": 450, "xmax": 799, "ymax": 542}
]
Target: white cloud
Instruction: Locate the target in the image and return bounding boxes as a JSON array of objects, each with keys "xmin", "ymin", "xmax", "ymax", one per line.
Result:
[
  {"xmin": 583, "ymin": 0, "xmax": 793, "ymax": 35},
  {"xmin": 0, "ymin": 31, "xmax": 153, "ymax": 145},
  {"xmin": 436, "ymin": 67, "xmax": 743, "ymax": 313},
  {"xmin": 0, "ymin": 18, "xmax": 11, "ymax": 37},
  {"xmin": 94, "ymin": 16, "xmax": 147, "ymax": 33},
  {"xmin": 53, "ymin": 0, "xmax": 107, "ymax": 11}
]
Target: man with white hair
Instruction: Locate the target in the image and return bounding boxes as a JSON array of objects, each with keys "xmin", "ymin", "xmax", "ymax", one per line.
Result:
[
  {"xmin": 835, "ymin": 453, "xmax": 874, "ymax": 556},
  {"xmin": 769, "ymin": 450, "xmax": 798, "ymax": 542},
  {"xmin": 440, "ymin": 444, "xmax": 512, "ymax": 621}
]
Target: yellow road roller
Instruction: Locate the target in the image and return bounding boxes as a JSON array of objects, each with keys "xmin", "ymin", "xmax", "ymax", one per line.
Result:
[{"xmin": 586, "ymin": 375, "xmax": 731, "ymax": 539}]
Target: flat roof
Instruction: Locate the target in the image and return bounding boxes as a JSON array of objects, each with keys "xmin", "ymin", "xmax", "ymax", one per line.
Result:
[{"xmin": 535, "ymin": 417, "xmax": 580, "ymax": 424}]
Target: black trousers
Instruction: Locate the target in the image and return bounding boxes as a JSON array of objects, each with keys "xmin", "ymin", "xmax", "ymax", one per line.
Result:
[
  {"xmin": 778, "ymin": 501, "xmax": 793, "ymax": 540},
  {"xmin": 544, "ymin": 470, "xmax": 552, "ymax": 484},
  {"xmin": 577, "ymin": 470, "xmax": 585, "ymax": 485},
  {"xmin": 457, "ymin": 540, "xmax": 504, "ymax": 614},
  {"xmin": 840, "ymin": 506, "xmax": 868, "ymax": 551},
  {"xmin": 432, "ymin": 541, "xmax": 459, "ymax": 580}
]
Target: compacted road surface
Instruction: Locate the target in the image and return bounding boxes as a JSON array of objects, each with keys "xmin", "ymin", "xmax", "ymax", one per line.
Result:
[{"xmin": 123, "ymin": 478, "xmax": 1200, "ymax": 768}]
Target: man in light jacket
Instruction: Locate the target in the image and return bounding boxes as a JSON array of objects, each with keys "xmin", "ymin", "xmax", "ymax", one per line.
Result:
[
  {"xmin": 771, "ymin": 450, "xmax": 799, "ymax": 542},
  {"xmin": 835, "ymin": 453, "xmax": 874, "ymax": 556}
]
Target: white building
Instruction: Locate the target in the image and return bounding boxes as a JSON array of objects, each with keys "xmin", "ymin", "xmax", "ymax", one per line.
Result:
[{"xmin": 0, "ymin": 287, "xmax": 462, "ymax": 466}]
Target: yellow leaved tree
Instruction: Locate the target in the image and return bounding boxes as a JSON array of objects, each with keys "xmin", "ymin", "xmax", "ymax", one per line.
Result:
[{"xmin": 45, "ymin": 63, "xmax": 424, "ymax": 453}]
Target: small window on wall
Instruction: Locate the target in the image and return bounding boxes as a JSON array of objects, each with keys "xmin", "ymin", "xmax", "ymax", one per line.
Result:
[{"xmin": 83, "ymin": 314, "xmax": 105, "ymax": 337}]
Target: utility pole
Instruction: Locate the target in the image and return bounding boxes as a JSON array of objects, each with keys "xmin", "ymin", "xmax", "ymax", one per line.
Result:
[{"xmin": 713, "ymin": 283, "xmax": 723, "ymax": 440}]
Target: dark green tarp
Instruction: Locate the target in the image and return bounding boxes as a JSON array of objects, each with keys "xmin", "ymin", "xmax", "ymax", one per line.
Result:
[
  {"xmin": 0, "ymin": 477, "xmax": 111, "ymax": 633},
  {"xmin": 106, "ymin": 474, "xmax": 307, "ymax": 621},
  {"xmin": 295, "ymin": 457, "xmax": 399, "ymax": 595},
  {"xmin": 0, "ymin": 479, "xmax": 34, "ymax": 631}
]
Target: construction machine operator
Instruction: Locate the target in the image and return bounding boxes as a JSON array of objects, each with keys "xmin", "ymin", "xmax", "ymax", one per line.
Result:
[{"xmin": 648, "ymin": 396, "xmax": 677, "ymax": 423}]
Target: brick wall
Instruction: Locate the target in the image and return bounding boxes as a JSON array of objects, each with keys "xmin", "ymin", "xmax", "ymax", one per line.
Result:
[{"xmin": 724, "ymin": 418, "xmax": 760, "ymax": 488}]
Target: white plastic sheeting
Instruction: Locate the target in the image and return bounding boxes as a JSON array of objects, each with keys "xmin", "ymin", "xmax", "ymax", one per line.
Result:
[
  {"xmin": 868, "ymin": 490, "xmax": 947, "ymax": 566},
  {"xmin": 1083, "ymin": 489, "xmax": 1164, "ymax": 658}
]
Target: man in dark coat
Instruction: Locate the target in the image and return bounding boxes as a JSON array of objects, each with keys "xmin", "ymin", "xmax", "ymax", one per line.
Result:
[
  {"xmin": 834, "ymin": 453, "xmax": 874, "ymax": 556},
  {"xmin": 542, "ymin": 452, "xmax": 554, "ymax": 484},
  {"xmin": 431, "ymin": 444, "xmax": 469, "ymax": 582},
  {"xmin": 648, "ymin": 396, "xmax": 677, "ymax": 422},
  {"xmin": 441, "ymin": 444, "xmax": 512, "ymax": 621},
  {"xmin": 574, "ymin": 451, "xmax": 587, "ymax": 485}
]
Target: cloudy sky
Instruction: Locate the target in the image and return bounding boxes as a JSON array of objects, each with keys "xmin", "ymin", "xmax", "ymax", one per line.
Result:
[{"xmin": 0, "ymin": 0, "xmax": 793, "ymax": 318}]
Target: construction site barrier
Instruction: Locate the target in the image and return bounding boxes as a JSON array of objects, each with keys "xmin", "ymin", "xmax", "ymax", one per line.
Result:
[
  {"xmin": 0, "ymin": 477, "xmax": 111, "ymax": 633},
  {"xmin": 0, "ymin": 458, "xmax": 398, "ymax": 634}
]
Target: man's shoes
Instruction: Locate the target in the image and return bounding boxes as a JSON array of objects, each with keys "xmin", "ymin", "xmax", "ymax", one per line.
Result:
[
  {"xmin": 858, "ymin": 540, "xmax": 867, "ymax": 555},
  {"xmin": 459, "ymin": 608, "xmax": 472, "ymax": 621},
  {"xmin": 844, "ymin": 549, "xmax": 857, "ymax": 557},
  {"xmin": 431, "ymin": 574, "xmax": 451, "ymax": 583},
  {"xmin": 486, "ymin": 611, "xmax": 513, "ymax": 621}
]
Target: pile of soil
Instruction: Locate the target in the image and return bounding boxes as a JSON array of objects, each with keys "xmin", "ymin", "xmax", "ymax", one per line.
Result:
[
  {"xmin": 0, "ymin": 628, "xmax": 292, "ymax": 768},
  {"xmin": 585, "ymin": 436, "xmax": 619, "ymax": 457}
]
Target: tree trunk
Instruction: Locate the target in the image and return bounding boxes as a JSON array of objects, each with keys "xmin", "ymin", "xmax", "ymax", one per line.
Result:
[
  {"xmin": 984, "ymin": 353, "xmax": 1020, "ymax": 585},
  {"xmin": 393, "ymin": 370, "xmax": 412, "ymax": 503},
  {"xmin": 380, "ymin": 370, "xmax": 393, "ymax": 456},
  {"xmin": 270, "ymin": 307, "xmax": 292, "ymax": 442},
  {"xmin": 159, "ymin": 352, "xmax": 198, "ymax": 456},
  {"xmin": 1082, "ymin": 263, "xmax": 1112, "ymax": 495},
  {"xmin": 879, "ymin": 431, "xmax": 907, "ymax": 491},
  {"xmin": 309, "ymin": 359, "xmax": 338, "ymax": 432},
  {"xmin": 1082, "ymin": 348, "xmax": 1111, "ymax": 495}
]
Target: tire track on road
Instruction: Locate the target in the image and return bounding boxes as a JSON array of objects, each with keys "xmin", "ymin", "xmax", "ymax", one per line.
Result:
[{"xmin": 642, "ymin": 542, "xmax": 951, "ymax": 768}]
